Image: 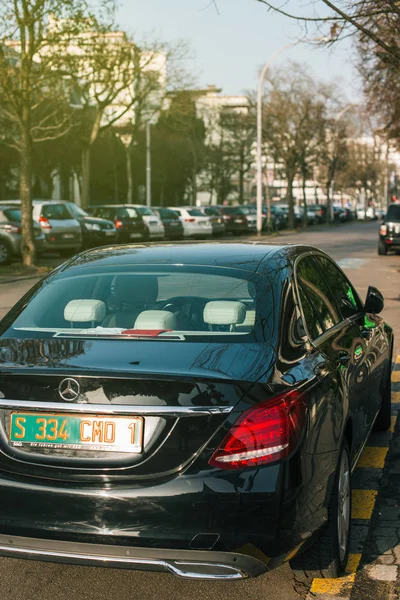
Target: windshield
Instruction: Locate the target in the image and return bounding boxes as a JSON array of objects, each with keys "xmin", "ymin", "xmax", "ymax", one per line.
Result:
[
  {"xmin": 386, "ymin": 205, "xmax": 400, "ymax": 222},
  {"xmin": 41, "ymin": 204, "xmax": 73, "ymax": 220},
  {"xmin": 158, "ymin": 209, "xmax": 179, "ymax": 219},
  {"xmin": 2, "ymin": 268, "xmax": 262, "ymax": 341}
]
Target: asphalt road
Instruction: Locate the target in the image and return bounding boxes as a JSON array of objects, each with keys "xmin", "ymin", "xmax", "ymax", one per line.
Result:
[{"xmin": 0, "ymin": 220, "xmax": 398, "ymax": 600}]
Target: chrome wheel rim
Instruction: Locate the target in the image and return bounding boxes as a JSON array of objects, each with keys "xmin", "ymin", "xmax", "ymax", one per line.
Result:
[
  {"xmin": 0, "ymin": 243, "xmax": 9, "ymax": 264},
  {"xmin": 337, "ymin": 449, "xmax": 351, "ymax": 562}
]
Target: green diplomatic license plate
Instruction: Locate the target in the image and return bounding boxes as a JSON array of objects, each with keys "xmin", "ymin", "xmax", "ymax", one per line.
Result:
[{"xmin": 9, "ymin": 412, "xmax": 143, "ymax": 453}]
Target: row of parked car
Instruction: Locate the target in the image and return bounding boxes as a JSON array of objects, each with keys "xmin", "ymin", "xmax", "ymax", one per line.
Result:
[{"xmin": 0, "ymin": 199, "xmax": 358, "ymax": 266}]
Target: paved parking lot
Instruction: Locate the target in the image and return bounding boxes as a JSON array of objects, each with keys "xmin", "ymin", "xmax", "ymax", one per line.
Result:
[{"xmin": 0, "ymin": 220, "xmax": 399, "ymax": 600}]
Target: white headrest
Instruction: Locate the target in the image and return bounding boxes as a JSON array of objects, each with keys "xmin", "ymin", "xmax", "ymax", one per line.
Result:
[
  {"xmin": 203, "ymin": 301, "xmax": 246, "ymax": 325},
  {"xmin": 64, "ymin": 300, "xmax": 106, "ymax": 323},
  {"xmin": 134, "ymin": 310, "xmax": 176, "ymax": 330}
]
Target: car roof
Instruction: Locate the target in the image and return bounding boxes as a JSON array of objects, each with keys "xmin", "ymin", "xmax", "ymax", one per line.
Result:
[{"xmin": 64, "ymin": 242, "xmax": 315, "ymax": 274}]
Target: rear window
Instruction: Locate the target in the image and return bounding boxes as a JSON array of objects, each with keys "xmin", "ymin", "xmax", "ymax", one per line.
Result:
[
  {"xmin": 187, "ymin": 209, "xmax": 204, "ymax": 217},
  {"xmin": 158, "ymin": 209, "xmax": 179, "ymax": 219},
  {"xmin": 2, "ymin": 268, "xmax": 264, "ymax": 341},
  {"xmin": 3, "ymin": 209, "xmax": 21, "ymax": 222},
  {"xmin": 204, "ymin": 207, "xmax": 221, "ymax": 216},
  {"xmin": 116, "ymin": 208, "xmax": 138, "ymax": 218},
  {"xmin": 67, "ymin": 204, "xmax": 87, "ymax": 218},
  {"xmin": 386, "ymin": 205, "xmax": 400, "ymax": 222},
  {"xmin": 136, "ymin": 207, "xmax": 154, "ymax": 216},
  {"xmin": 41, "ymin": 204, "xmax": 72, "ymax": 220}
]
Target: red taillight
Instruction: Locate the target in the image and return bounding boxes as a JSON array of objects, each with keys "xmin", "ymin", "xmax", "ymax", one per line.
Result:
[
  {"xmin": 39, "ymin": 216, "xmax": 52, "ymax": 229},
  {"xmin": 114, "ymin": 219, "xmax": 124, "ymax": 229},
  {"xmin": 209, "ymin": 390, "xmax": 306, "ymax": 470},
  {"xmin": 185, "ymin": 218, "xmax": 196, "ymax": 223}
]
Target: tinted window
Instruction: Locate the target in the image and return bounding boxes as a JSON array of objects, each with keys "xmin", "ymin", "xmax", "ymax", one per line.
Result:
[
  {"xmin": 135, "ymin": 207, "xmax": 154, "ymax": 216},
  {"xmin": 158, "ymin": 209, "xmax": 179, "ymax": 219},
  {"xmin": 41, "ymin": 204, "xmax": 72, "ymax": 220},
  {"xmin": 188, "ymin": 209, "xmax": 204, "ymax": 217},
  {"xmin": 67, "ymin": 204, "xmax": 87, "ymax": 218},
  {"xmin": 3, "ymin": 269, "xmax": 260, "ymax": 340},
  {"xmin": 314, "ymin": 256, "xmax": 362, "ymax": 318},
  {"xmin": 3, "ymin": 209, "xmax": 21, "ymax": 222},
  {"xmin": 297, "ymin": 286, "xmax": 323, "ymax": 340},
  {"xmin": 386, "ymin": 205, "xmax": 400, "ymax": 222},
  {"xmin": 204, "ymin": 207, "xmax": 221, "ymax": 216},
  {"xmin": 116, "ymin": 208, "xmax": 138, "ymax": 218},
  {"xmin": 296, "ymin": 256, "xmax": 340, "ymax": 339}
]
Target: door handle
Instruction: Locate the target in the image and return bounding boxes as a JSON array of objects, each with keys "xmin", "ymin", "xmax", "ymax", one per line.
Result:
[{"xmin": 338, "ymin": 351, "xmax": 351, "ymax": 367}]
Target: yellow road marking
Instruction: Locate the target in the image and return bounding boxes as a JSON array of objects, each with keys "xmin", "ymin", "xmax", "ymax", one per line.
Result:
[
  {"xmin": 392, "ymin": 391, "xmax": 400, "ymax": 404},
  {"xmin": 392, "ymin": 370, "xmax": 400, "ymax": 383},
  {"xmin": 352, "ymin": 489, "xmax": 378, "ymax": 520},
  {"xmin": 310, "ymin": 554, "xmax": 361, "ymax": 595},
  {"xmin": 357, "ymin": 446, "xmax": 388, "ymax": 469},
  {"xmin": 396, "ymin": 355, "xmax": 400, "ymax": 365}
]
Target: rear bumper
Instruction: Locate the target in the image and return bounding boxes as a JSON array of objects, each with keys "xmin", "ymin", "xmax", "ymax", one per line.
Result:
[
  {"xmin": 0, "ymin": 534, "xmax": 268, "ymax": 579},
  {"xmin": 380, "ymin": 235, "xmax": 400, "ymax": 248}
]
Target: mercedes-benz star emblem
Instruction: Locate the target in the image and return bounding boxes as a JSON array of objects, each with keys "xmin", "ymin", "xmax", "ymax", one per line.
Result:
[{"xmin": 59, "ymin": 378, "xmax": 80, "ymax": 402}]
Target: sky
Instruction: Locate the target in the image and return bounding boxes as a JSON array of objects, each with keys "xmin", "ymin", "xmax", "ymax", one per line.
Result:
[{"xmin": 118, "ymin": 0, "xmax": 361, "ymax": 102}]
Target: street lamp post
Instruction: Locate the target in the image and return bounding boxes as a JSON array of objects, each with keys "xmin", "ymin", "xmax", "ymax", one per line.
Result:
[
  {"xmin": 256, "ymin": 38, "xmax": 329, "ymax": 236},
  {"xmin": 146, "ymin": 121, "xmax": 152, "ymax": 208}
]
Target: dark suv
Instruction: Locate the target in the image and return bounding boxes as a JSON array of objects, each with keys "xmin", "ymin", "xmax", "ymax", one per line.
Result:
[{"xmin": 379, "ymin": 203, "xmax": 400, "ymax": 255}]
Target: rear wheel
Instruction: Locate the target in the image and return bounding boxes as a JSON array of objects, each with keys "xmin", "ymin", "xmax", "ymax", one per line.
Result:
[
  {"xmin": 291, "ymin": 440, "xmax": 351, "ymax": 581},
  {"xmin": 0, "ymin": 240, "xmax": 12, "ymax": 265},
  {"xmin": 378, "ymin": 240, "xmax": 388, "ymax": 255}
]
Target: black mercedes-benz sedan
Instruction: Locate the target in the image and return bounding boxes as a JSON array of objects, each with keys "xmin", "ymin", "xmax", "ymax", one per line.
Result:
[{"xmin": 0, "ymin": 243, "xmax": 393, "ymax": 582}]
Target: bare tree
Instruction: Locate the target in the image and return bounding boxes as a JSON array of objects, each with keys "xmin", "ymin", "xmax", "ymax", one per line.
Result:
[
  {"xmin": 255, "ymin": 1, "xmax": 400, "ymax": 63},
  {"xmin": 0, "ymin": 1, "xmax": 114, "ymax": 266},
  {"xmin": 262, "ymin": 63, "xmax": 328, "ymax": 228}
]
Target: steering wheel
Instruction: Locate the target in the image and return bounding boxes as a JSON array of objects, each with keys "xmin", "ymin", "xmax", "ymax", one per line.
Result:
[{"xmin": 160, "ymin": 297, "xmax": 208, "ymax": 330}]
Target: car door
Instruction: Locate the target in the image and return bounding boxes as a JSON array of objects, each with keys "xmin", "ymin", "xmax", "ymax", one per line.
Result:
[
  {"xmin": 295, "ymin": 254, "xmax": 368, "ymax": 460},
  {"xmin": 313, "ymin": 254, "xmax": 386, "ymax": 432}
]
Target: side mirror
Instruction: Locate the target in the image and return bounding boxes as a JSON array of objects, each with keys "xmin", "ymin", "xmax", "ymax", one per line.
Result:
[{"xmin": 364, "ymin": 286, "xmax": 384, "ymax": 314}]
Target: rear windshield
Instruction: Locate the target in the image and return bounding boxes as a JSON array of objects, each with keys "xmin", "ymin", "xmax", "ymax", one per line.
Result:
[
  {"xmin": 41, "ymin": 204, "xmax": 72, "ymax": 220},
  {"xmin": 187, "ymin": 209, "xmax": 204, "ymax": 217},
  {"xmin": 204, "ymin": 207, "xmax": 221, "ymax": 216},
  {"xmin": 2, "ymin": 268, "xmax": 264, "ymax": 341},
  {"xmin": 67, "ymin": 203, "xmax": 87, "ymax": 218},
  {"xmin": 158, "ymin": 209, "xmax": 179, "ymax": 219},
  {"xmin": 3, "ymin": 208, "xmax": 21, "ymax": 222},
  {"xmin": 223, "ymin": 207, "xmax": 255, "ymax": 216},
  {"xmin": 386, "ymin": 205, "xmax": 400, "ymax": 222},
  {"xmin": 136, "ymin": 207, "xmax": 154, "ymax": 216},
  {"xmin": 116, "ymin": 208, "xmax": 138, "ymax": 218}
]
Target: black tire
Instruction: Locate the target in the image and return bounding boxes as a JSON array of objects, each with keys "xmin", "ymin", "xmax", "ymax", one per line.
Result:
[
  {"xmin": 374, "ymin": 347, "xmax": 393, "ymax": 432},
  {"xmin": 378, "ymin": 240, "xmax": 388, "ymax": 255},
  {"xmin": 0, "ymin": 240, "xmax": 12, "ymax": 265},
  {"xmin": 291, "ymin": 440, "xmax": 351, "ymax": 581}
]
